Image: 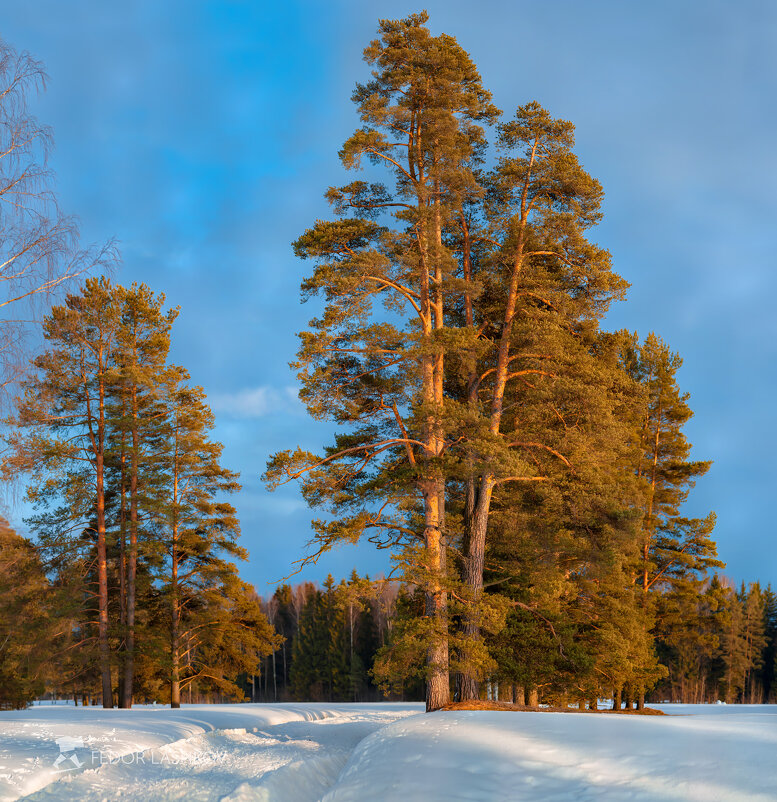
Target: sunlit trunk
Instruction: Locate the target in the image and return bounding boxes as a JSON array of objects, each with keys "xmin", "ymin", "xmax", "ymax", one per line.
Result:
[{"xmin": 122, "ymin": 377, "xmax": 139, "ymax": 708}]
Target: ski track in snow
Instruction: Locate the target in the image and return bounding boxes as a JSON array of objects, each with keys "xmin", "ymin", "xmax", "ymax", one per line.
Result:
[
  {"xmin": 1, "ymin": 703, "xmax": 775, "ymax": 801},
  {"xmin": 0, "ymin": 703, "xmax": 420, "ymax": 802}
]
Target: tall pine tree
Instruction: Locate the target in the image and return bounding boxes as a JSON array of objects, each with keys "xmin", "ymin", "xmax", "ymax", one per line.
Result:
[{"xmin": 266, "ymin": 12, "xmax": 498, "ymax": 710}]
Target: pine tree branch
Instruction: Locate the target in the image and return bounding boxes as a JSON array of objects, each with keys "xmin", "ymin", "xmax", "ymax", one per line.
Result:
[
  {"xmin": 493, "ymin": 475, "xmax": 548, "ymax": 485},
  {"xmin": 277, "ymin": 438, "xmax": 429, "ymax": 484},
  {"xmin": 506, "ymin": 441, "xmax": 573, "ymax": 469}
]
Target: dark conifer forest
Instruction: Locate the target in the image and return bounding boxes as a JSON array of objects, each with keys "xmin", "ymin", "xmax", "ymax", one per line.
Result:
[
  {"xmin": 0, "ymin": 14, "xmax": 775, "ymax": 713},
  {"xmin": 246, "ymin": 573, "xmax": 777, "ymax": 708}
]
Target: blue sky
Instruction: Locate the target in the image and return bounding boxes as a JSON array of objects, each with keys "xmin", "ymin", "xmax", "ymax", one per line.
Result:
[{"xmin": 3, "ymin": 1, "xmax": 776, "ymax": 593}]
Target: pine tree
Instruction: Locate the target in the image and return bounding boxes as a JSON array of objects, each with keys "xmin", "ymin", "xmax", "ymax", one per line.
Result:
[
  {"xmin": 266, "ymin": 12, "xmax": 499, "ymax": 711},
  {"xmin": 4, "ymin": 278, "xmax": 277, "ymax": 707},
  {"xmin": 618, "ymin": 332, "xmax": 719, "ymax": 596},
  {"xmin": 185, "ymin": 577, "xmax": 279, "ymax": 702},
  {"xmin": 614, "ymin": 332, "xmax": 721, "ymax": 707},
  {"xmin": 154, "ymin": 371, "xmax": 247, "ymax": 707},
  {"xmin": 5, "ymin": 277, "xmax": 124, "ymax": 706},
  {"xmin": 112, "ymin": 284, "xmax": 178, "ymax": 707},
  {"xmin": 451, "ymin": 103, "xmax": 629, "ymax": 699}
]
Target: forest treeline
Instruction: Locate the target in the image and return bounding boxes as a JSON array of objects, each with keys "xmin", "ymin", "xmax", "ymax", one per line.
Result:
[{"xmin": 250, "ymin": 573, "xmax": 777, "ymax": 707}]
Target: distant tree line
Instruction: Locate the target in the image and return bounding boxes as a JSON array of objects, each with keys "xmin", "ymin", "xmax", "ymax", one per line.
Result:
[
  {"xmin": 247, "ymin": 573, "xmax": 407, "ymax": 703},
  {"xmin": 244, "ymin": 571, "xmax": 776, "ymax": 707},
  {"xmin": 655, "ymin": 578, "xmax": 777, "ymax": 704}
]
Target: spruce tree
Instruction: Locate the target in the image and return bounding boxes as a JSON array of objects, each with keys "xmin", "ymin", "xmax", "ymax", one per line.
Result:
[{"xmin": 290, "ymin": 579, "xmax": 349, "ymax": 701}]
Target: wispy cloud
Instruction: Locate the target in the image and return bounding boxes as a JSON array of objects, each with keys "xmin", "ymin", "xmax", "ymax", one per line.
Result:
[{"xmin": 210, "ymin": 386, "xmax": 301, "ymax": 419}]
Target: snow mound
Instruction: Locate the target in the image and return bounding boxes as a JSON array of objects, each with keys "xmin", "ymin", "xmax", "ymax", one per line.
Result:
[
  {"xmin": 323, "ymin": 706, "xmax": 777, "ymax": 802},
  {"xmin": 222, "ymin": 752, "xmax": 348, "ymax": 802}
]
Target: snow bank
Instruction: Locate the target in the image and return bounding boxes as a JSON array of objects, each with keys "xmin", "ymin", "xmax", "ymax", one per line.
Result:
[
  {"xmin": 0, "ymin": 702, "xmax": 419, "ymax": 801},
  {"xmin": 324, "ymin": 705, "xmax": 777, "ymax": 802}
]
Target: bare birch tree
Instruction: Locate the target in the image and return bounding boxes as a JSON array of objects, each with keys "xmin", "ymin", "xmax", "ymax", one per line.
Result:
[{"xmin": 0, "ymin": 40, "xmax": 111, "ymax": 398}]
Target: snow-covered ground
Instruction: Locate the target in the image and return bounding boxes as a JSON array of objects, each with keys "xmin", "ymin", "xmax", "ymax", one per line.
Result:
[
  {"xmin": 1, "ymin": 702, "xmax": 775, "ymax": 801},
  {"xmin": 326, "ymin": 704, "xmax": 777, "ymax": 801},
  {"xmin": 0, "ymin": 702, "xmax": 420, "ymax": 801}
]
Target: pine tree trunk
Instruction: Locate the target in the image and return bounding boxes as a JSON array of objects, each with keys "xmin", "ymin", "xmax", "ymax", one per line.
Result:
[
  {"xmin": 458, "ymin": 219, "xmax": 530, "ymax": 699},
  {"xmin": 416, "ymin": 162, "xmax": 450, "ymax": 713},
  {"xmin": 117, "ymin": 448, "xmax": 128, "ymax": 708},
  {"xmin": 94, "ymin": 368, "xmax": 113, "ymax": 709},
  {"xmin": 457, "ymin": 484, "xmax": 493, "ymax": 700},
  {"xmin": 170, "ymin": 574, "xmax": 180, "ymax": 708},
  {"xmin": 528, "ymin": 688, "xmax": 539, "ymax": 707},
  {"xmin": 457, "ymin": 211, "xmax": 482, "ymax": 704},
  {"xmin": 614, "ymin": 688, "xmax": 622, "ymax": 711},
  {"xmin": 424, "ymin": 480, "xmax": 449, "ymax": 712},
  {"xmin": 96, "ymin": 490, "xmax": 112, "ymax": 705},
  {"xmin": 170, "ymin": 455, "xmax": 181, "ymax": 709},
  {"xmin": 122, "ymin": 381, "xmax": 139, "ymax": 708}
]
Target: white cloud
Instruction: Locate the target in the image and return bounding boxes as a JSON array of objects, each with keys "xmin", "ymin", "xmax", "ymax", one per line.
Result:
[{"xmin": 210, "ymin": 385, "xmax": 301, "ymax": 419}]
